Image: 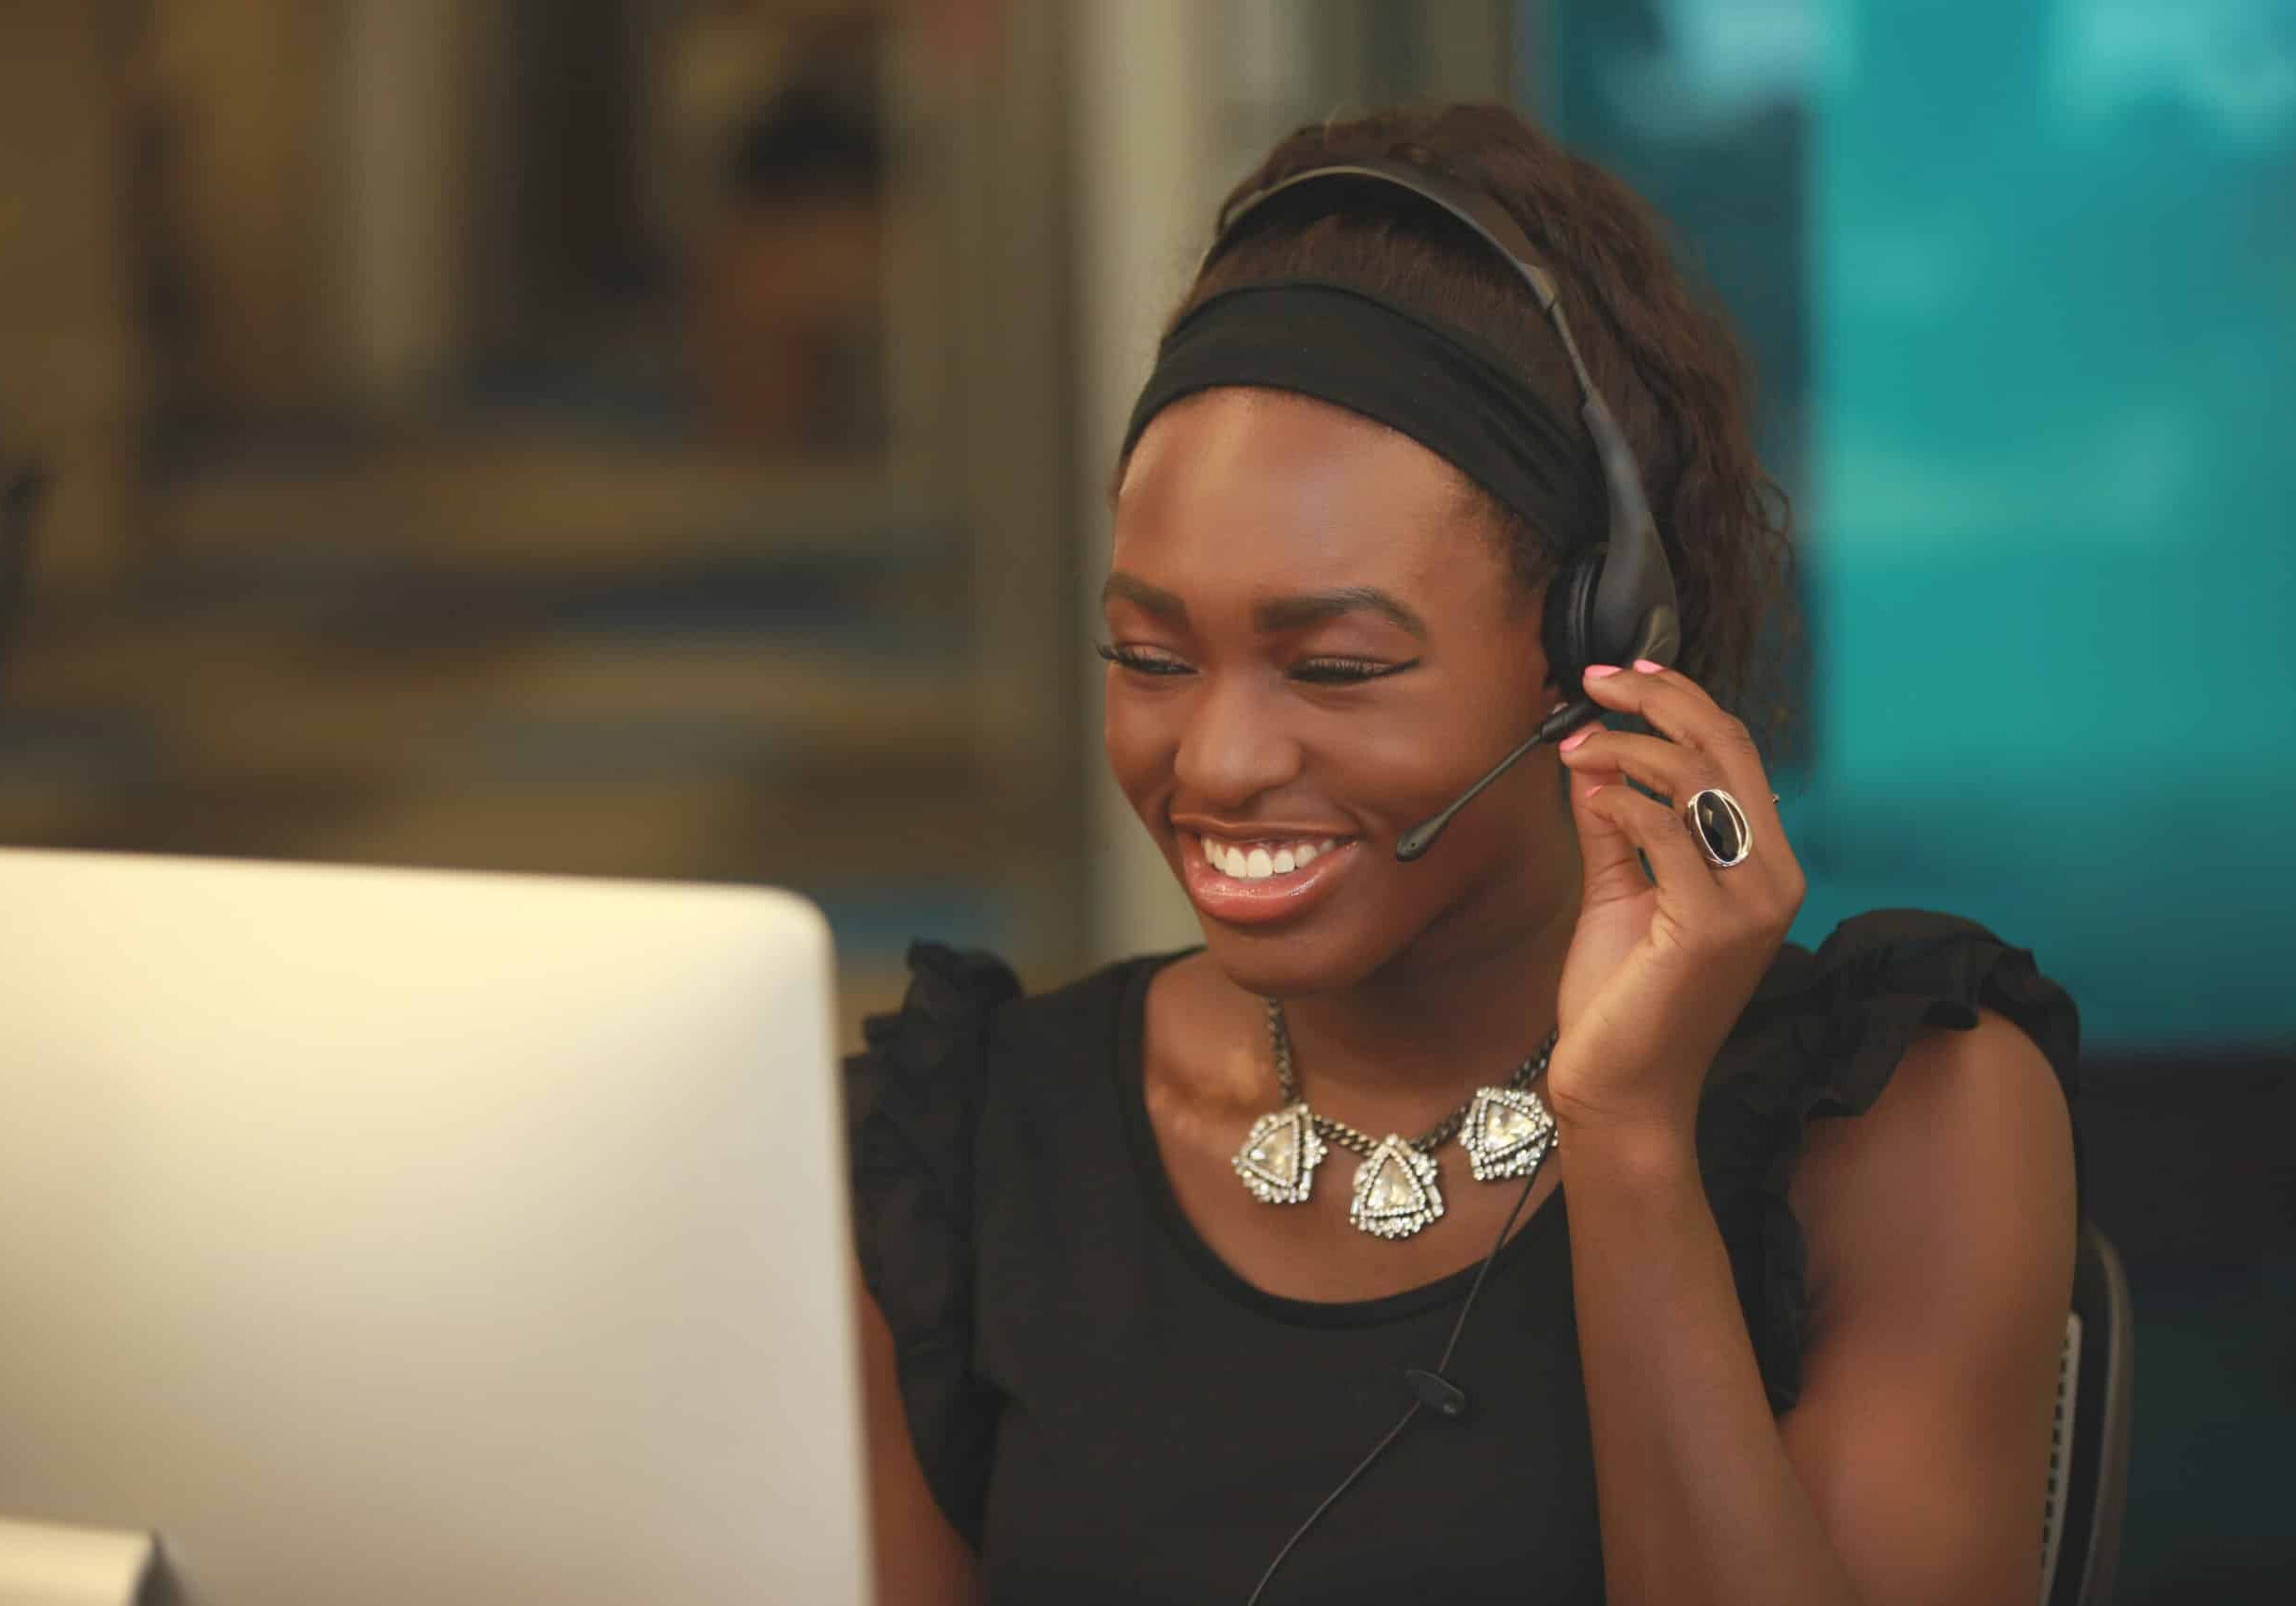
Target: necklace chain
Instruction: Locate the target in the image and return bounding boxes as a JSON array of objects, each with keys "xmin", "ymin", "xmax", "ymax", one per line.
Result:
[{"xmin": 1263, "ymin": 999, "xmax": 1558, "ymax": 1160}]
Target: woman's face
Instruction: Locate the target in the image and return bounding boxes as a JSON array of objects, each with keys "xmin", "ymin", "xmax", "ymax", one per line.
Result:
[{"xmin": 1104, "ymin": 388, "xmax": 1576, "ymax": 996}]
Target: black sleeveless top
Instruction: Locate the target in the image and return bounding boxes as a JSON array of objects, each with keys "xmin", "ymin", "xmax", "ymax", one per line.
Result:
[{"xmin": 845, "ymin": 909, "xmax": 2082, "ymax": 1604}]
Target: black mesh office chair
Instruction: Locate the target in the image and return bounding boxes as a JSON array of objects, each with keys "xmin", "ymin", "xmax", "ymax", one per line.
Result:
[{"xmin": 2042, "ymin": 1221, "xmax": 2134, "ymax": 1606}]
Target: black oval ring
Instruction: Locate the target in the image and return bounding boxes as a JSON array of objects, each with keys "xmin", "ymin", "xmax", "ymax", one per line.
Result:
[{"xmin": 1685, "ymin": 787, "xmax": 1753, "ymax": 869}]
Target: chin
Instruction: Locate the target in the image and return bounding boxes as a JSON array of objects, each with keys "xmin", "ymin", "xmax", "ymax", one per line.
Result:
[
  {"xmin": 1181, "ymin": 835, "xmax": 1536, "ymax": 1002},
  {"xmin": 1189, "ymin": 911, "xmax": 1401, "ymax": 1001}
]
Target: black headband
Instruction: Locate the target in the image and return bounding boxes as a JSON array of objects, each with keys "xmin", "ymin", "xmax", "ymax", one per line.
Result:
[{"xmin": 1118, "ymin": 278, "xmax": 1605, "ymax": 547}]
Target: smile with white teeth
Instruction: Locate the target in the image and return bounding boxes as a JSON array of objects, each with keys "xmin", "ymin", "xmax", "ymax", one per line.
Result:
[{"xmin": 1196, "ymin": 835, "xmax": 1346, "ymax": 881}]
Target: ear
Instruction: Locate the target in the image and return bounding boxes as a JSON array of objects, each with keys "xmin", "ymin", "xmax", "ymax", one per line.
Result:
[
  {"xmin": 1517, "ymin": 571, "xmax": 1565, "ymax": 701},
  {"xmin": 1534, "ymin": 651, "xmax": 1564, "ymax": 704}
]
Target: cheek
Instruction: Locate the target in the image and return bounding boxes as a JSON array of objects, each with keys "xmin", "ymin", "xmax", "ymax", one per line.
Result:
[
  {"xmin": 1336, "ymin": 697, "xmax": 1518, "ymax": 811},
  {"xmin": 1100, "ymin": 684, "xmax": 1170, "ymax": 793},
  {"xmin": 1301, "ymin": 731, "xmax": 1433, "ymax": 820}
]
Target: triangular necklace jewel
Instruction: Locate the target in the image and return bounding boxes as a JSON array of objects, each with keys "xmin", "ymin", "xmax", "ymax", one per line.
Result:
[
  {"xmin": 1351, "ymin": 1137, "xmax": 1443, "ymax": 1239},
  {"xmin": 1234, "ymin": 1104, "xmax": 1325, "ymax": 1204},
  {"xmin": 1228, "ymin": 999, "xmax": 1560, "ymax": 1241},
  {"xmin": 1461, "ymin": 1084, "xmax": 1560, "ymax": 1183}
]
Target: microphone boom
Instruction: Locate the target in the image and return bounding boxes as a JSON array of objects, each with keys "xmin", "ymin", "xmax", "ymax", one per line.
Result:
[{"xmin": 1394, "ymin": 697, "xmax": 1596, "ymax": 862}]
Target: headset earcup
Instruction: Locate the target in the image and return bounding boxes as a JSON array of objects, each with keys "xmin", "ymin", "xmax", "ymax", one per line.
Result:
[{"xmin": 1541, "ymin": 546, "xmax": 1605, "ymax": 696}]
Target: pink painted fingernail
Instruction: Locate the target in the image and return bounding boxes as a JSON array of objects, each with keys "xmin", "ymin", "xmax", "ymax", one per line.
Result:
[
  {"xmin": 1559, "ymin": 723, "xmax": 1600, "ymax": 752},
  {"xmin": 1633, "ymin": 659, "xmax": 1667, "ymax": 674},
  {"xmin": 1583, "ymin": 664, "xmax": 1623, "ymax": 679}
]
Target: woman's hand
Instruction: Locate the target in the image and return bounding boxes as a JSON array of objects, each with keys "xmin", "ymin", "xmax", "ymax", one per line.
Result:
[{"xmin": 1546, "ymin": 660, "xmax": 1806, "ymax": 1138}]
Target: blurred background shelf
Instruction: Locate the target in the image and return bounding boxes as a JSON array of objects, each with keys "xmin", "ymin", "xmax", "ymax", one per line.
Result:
[
  {"xmin": 0, "ymin": 435, "xmax": 1021, "ymax": 1038},
  {"xmin": 0, "ymin": 0, "xmax": 1084, "ymax": 1044}
]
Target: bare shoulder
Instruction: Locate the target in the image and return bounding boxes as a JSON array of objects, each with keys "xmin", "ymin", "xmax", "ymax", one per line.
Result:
[
  {"xmin": 1790, "ymin": 1010, "xmax": 2084, "ymax": 1323},
  {"xmin": 1791, "ymin": 1007, "xmax": 2076, "ymax": 1326}
]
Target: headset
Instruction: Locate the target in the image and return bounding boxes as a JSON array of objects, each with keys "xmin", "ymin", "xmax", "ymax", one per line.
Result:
[
  {"xmin": 1203, "ymin": 160, "xmax": 1683, "ymax": 1602},
  {"xmin": 1202, "ymin": 156, "xmax": 1682, "ymax": 865}
]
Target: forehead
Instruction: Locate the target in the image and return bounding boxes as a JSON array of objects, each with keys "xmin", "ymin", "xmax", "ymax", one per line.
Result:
[{"xmin": 1112, "ymin": 388, "xmax": 1506, "ymax": 602}]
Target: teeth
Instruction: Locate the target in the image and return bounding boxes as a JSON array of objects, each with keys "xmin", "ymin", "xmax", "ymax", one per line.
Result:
[{"xmin": 1198, "ymin": 835, "xmax": 1343, "ymax": 880}]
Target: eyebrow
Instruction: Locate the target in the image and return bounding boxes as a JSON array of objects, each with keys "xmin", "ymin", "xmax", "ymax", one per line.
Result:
[
  {"xmin": 1256, "ymin": 585, "xmax": 1431, "ymax": 641},
  {"xmin": 1100, "ymin": 573, "xmax": 1430, "ymax": 642}
]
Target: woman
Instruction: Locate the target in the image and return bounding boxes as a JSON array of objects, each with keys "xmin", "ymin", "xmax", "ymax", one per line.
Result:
[{"xmin": 848, "ymin": 103, "xmax": 2079, "ymax": 1606}]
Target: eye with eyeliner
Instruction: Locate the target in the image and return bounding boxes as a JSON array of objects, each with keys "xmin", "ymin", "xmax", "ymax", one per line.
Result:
[
  {"xmin": 1289, "ymin": 656, "xmax": 1418, "ymax": 685},
  {"xmin": 1094, "ymin": 642, "xmax": 1418, "ymax": 684},
  {"xmin": 1094, "ymin": 643, "xmax": 1189, "ymax": 676}
]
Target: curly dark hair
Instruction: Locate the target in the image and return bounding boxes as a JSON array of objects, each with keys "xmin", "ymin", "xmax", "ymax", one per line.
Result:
[{"xmin": 1152, "ymin": 103, "xmax": 1801, "ymax": 758}]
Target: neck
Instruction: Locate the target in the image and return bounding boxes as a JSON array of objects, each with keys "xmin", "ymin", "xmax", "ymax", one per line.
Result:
[{"xmin": 1273, "ymin": 867, "xmax": 1580, "ymax": 1127}]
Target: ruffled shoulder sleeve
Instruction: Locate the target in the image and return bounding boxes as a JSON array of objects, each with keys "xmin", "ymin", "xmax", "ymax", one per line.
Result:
[
  {"xmin": 1700, "ymin": 908, "xmax": 2082, "ymax": 1414},
  {"xmin": 845, "ymin": 940, "xmax": 1022, "ymax": 1549}
]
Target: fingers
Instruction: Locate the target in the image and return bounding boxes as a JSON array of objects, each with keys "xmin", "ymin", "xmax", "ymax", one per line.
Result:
[
  {"xmin": 1566, "ymin": 660, "xmax": 1806, "ymax": 924},
  {"xmin": 1565, "ymin": 740, "xmax": 1656, "ymax": 910},
  {"xmin": 1578, "ymin": 779, "xmax": 1728, "ymax": 919},
  {"xmin": 1559, "ymin": 692, "xmax": 1724, "ymax": 915},
  {"xmin": 1577, "ymin": 660, "xmax": 1781, "ymax": 833},
  {"xmin": 1557, "ymin": 725, "xmax": 1706, "ymax": 804},
  {"xmin": 1579, "ymin": 660, "xmax": 1753, "ymax": 766}
]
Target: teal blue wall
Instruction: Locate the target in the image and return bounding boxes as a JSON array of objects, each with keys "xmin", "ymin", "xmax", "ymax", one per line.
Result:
[{"xmin": 1533, "ymin": 1, "xmax": 2296, "ymax": 1049}]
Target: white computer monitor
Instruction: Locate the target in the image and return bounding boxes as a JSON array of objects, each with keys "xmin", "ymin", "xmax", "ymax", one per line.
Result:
[{"xmin": 0, "ymin": 848, "xmax": 869, "ymax": 1606}]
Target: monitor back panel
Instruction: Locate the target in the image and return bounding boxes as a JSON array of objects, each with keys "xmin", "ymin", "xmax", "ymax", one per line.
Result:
[{"xmin": 0, "ymin": 849, "xmax": 866, "ymax": 1606}]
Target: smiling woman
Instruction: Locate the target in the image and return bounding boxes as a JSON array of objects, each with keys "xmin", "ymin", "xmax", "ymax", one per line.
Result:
[
  {"xmin": 1101, "ymin": 389, "xmax": 1551, "ymax": 991},
  {"xmin": 847, "ymin": 103, "xmax": 2080, "ymax": 1606}
]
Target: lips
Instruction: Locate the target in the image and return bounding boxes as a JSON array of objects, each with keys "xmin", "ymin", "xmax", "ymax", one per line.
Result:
[{"xmin": 1179, "ymin": 831, "xmax": 1361, "ymax": 926}]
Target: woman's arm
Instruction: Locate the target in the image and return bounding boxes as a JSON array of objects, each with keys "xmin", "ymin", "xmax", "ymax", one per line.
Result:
[
  {"xmin": 855, "ymin": 1281, "xmax": 986, "ymax": 1606},
  {"xmin": 1548, "ymin": 662, "xmax": 2076, "ymax": 1604},
  {"xmin": 1780, "ymin": 1008, "xmax": 2078, "ymax": 1602},
  {"xmin": 1560, "ymin": 1008, "xmax": 2076, "ymax": 1606}
]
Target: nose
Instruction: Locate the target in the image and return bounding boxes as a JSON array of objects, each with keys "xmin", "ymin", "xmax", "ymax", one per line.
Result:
[{"xmin": 1172, "ymin": 671, "xmax": 1301, "ymax": 811}]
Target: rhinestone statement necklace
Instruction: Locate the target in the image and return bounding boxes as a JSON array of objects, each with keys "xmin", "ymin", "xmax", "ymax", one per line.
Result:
[{"xmin": 1232, "ymin": 1001, "xmax": 1560, "ymax": 1240}]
